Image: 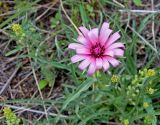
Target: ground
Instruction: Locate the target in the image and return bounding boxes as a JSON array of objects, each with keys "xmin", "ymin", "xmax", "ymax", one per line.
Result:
[{"xmin": 0, "ymin": 0, "xmax": 160, "ymax": 125}]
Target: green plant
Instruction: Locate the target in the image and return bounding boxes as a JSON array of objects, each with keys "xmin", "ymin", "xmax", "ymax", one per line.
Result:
[{"xmin": 3, "ymin": 107, "xmax": 21, "ymax": 125}]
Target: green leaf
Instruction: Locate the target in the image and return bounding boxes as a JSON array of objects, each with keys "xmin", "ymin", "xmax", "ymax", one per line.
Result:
[
  {"xmin": 124, "ymin": 51, "xmax": 137, "ymax": 75},
  {"xmin": 5, "ymin": 46, "xmax": 23, "ymax": 56},
  {"xmin": 39, "ymin": 58, "xmax": 69, "ymax": 70},
  {"xmin": 142, "ymin": 96, "xmax": 157, "ymax": 125},
  {"xmin": 138, "ymin": 14, "xmax": 153, "ymax": 33},
  {"xmin": 62, "ymin": 78, "xmax": 96, "ymax": 110},
  {"xmin": 51, "ymin": 13, "xmax": 61, "ymax": 28},
  {"xmin": 38, "ymin": 80, "xmax": 48, "ymax": 90},
  {"xmin": 79, "ymin": 4, "xmax": 89, "ymax": 26},
  {"xmin": 133, "ymin": 0, "xmax": 142, "ymax": 6}
]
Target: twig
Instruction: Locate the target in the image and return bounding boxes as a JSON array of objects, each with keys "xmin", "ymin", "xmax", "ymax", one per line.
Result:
[
  {"xmin": 27, "ymin": 47, "xmax": 49, "ymax": 123},
  {"xmin": 3, "ymin": 104, "xmax": 67, "ymax": 118},
  {"xmin": 60, "ymin": 0, "xmax": 82, "ymax": 35},
  {"xmin": 155, "ymin": 3, "xmax": 160, "ymax": 8},
  {"xmin": 32, "ymin": 23, "xmax": 51, "ymax": 33},
  {"xmin": 14, "ymin": 71, "xmax": 33, "ymax": 88},
  {"xmin": 119, "ymin": 9, "xmax": 160, "ymax": 13},
  {"xmin": 151, "ymin": 0, "xmax": 157, "ymax": 50},
  {"xmin": 36, "ymin": 106, "xmax": 52, "ymax": 123},
  {"xmin": 0, "ymin": 11, "xmax": 16, "ymax": 17},
  {"xmin": 35, "ymin": 0, "xmax": 58, "ymax": 21},
  {"xmin": 3, "ymin": 39, "xmax": 12, "ymax": 53},
  {"xmin": 128, "ymin": 25, "xmax": 158, "ymax": 54},
  {"xmin": 31, "ymin": 62, "xmax": 50, "ymax": 122},
  {"xmin": 0, "ymin": 65, "xmax": 20, "ymax": 95},
  {"xmin": 124, "ymin": 11, "xmax": 131, "ymax": 32},
  {"xmin": 1, "ymin": 1, "xmax": 15, "ymax": 3},
  {"xmin": 113, "ymin": 0, "xmax": 125, "ymax": 8}
]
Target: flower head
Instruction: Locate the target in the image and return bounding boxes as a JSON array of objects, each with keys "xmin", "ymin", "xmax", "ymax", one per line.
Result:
[
  {"xmin": 11, "ymin": 24, "xmax": 22, "ymax": 35},
  {"xmin": 146, "ymin": 69, "xmax": 156, "ymax": 77},
  {"xmin": 147, "ymin": 87, "xmax": 155, "ymax": 95},
  {"xmin": 68, "ymin": 22, "xmax": 125, "ymax": 75},
  {"xmin": 111, "ymin": 75, "xmax": 120, "ymax": 83},
  {"xmin": 123, "ymin": 119, "xmax": 129, "ymax": 125},
  {"xmin": 143, "ymin": 102, "xmax": 149, "ymax": 108}
]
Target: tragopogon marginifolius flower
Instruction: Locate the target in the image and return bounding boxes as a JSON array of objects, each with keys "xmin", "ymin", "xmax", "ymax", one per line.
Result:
[{"xmin": 68, "ymin": 22, "xmax": 125, "ymax": 75}]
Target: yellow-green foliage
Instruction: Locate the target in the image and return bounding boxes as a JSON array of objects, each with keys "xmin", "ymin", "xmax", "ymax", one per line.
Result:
[
  {"xmin": 126, "ymin": 68, "xmax": 156, "ymax": 105},
  {"xmin": 11, "ymin": 24, "xmax": 23, "ymax": 35},
  {"xmin": 122, "ymin": 119, "xmax": 129, "ymax": 125},
  {"xmin": 111, "ymin": 75, "xmax": 120, "ymax": 83},
  {"xmin": 3, "ymin": 107, "xmax": 20, "ymax": 125},
  {"xmin": 143, "ymin": 102, "xmax": 149, "ymax": 109}
]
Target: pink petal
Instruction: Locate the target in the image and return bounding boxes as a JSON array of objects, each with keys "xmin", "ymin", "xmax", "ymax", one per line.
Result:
[
  {"xmin": 99, "ymin": 22, "xmax": 112, "ymax": 45},
  {"xmin": 78, "ymin": 58, "xmax": 91, "ymax": 70},
  {"xmin": 96, "ymin": 58, "xmax": 103, "ymax": 69},
  {"xmin": 113, "ymin": 49, "xmax": 124, "ymax": 57},
  {"xmin": 87, "ymin": 28, "xmax": 98, "ymax": 45},
  {"xmin": 102, "ymin": 59, "xmax": 110, "ymax": 71},
  {"xmin": 79, "ymin": 26, "xmax": 89, "ymax": 37},
  {"xmin": 106, "ymin": 32, "xmax": 121, "ymax": 47},
  {"xmin": 104, "ymin": 50, "xmax": 114, "ymax": 57},
  {"xmin": 105, "ymin": 56, "xmax": 120, "ymax": 67},
  {"xmin": 68, "ymin": 43, "xmax": 84, "ymax": 50},
  {"xmin": 99, "ymin": 29, "xmax": 112, "ymax": 46},
  {"xmin": 101, "ymin": 22, "xmax": 109, "ymax": 30},
  {"xmin": 71, "ymin": 55, "xmax": 86, "ymax": 63},
  {"xmin": 77, "ymin": 36, "xmax": 91, "ymax": 46},
  {"xmin": 107, "ymin": 42, "xmax": 125, "ymax": 50},
  {"xmin": 76, "ymin": 48, "xmax": 91, "ymax": 54},
  {"xmin": 87, "ymin": 62, "xmax": 96, "ymax": 76}
]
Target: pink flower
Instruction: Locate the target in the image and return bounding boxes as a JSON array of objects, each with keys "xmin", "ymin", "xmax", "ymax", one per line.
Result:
[{"xmin": 68, "ymin": 22, "xmax": 125, "ymax": 76}]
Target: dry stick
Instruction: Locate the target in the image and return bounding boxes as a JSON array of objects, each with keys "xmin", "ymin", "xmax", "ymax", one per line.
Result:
[
  {"xmin": 113, "ymin": 0, "xmax": 125, "ymax": 8},
  {"xmin": 35, "ymin": 4, "xmax": 54, "ymax": 21},
  {"xmin": 36, "ymin": 106, "xmax": 53, "ymax": 124},
  {"xmin": 151, "ymin": 0, "xmax": 157, "ymax": 50},
  {"xmin": 31, "ymin": 63, "xmax": 50, "ymax": 123},
  {"xmin": 128, "ymin": 25, "xmax": 158, "ymax": 54},
  {"xmin": 119, "ymin": 9, "xmax": 160, "ymax": 13},
  {"xmin": 4, "ymin": 104, "xmax": 67, "ymax": 118},
  {"xmin": 15, "ymin": 90, "xmax": 39, "ymax": 120},
  {"xmin": 60, "ymin": 0, "xmax": 82, "ymax": 35},
  {"xmin": 32, "ymin": 24, "xmax": 51, "ymax": 33},
  {"xmin": 1, "ymin": 1, "xmax": 15, "ymax": 3},
  {"xmin": 35, "ymin": 0, "xmax": 59, "ymax": 21},
  {"xmin": 0, "ymin": 42, "xmax": 7, "ymax": 49},
  {"xmin": 14, "ymin": 66, "xmax": 40, "ymax": 88},
  {"xmin": 155, "ymin": 3, "xmax": 160, "ymax": 8},
  {"xmin": 124, "ymin": 11, "xmax": 131, "ymax": 32},
  {"xmin": 3, "ymin": 39, "xmax": 12, "ymax": 53},
  {"xmin": 14, "ymin": 71, "xmax": 33, "ymax": 88},
  {"xmin": 0, "ymin": 11, "xmax": 16, "ymax": 17},
  {"xmin": 27, "ymin": 47, "xmax": 49, "ymax": 123},
  {"xmin": 0, "ymin": 65, "xmax": 20, "ymax": 95}
]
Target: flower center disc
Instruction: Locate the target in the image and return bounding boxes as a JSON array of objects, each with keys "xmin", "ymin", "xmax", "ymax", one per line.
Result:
[{"xmin": 90, "ymin": 43, "xmax": 105, "ymax": 57}]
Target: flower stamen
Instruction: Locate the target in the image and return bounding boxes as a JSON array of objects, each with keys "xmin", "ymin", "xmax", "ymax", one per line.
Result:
[{"xmin": 90, "ymin": 43, "xmax": 105, "ymax": 57}]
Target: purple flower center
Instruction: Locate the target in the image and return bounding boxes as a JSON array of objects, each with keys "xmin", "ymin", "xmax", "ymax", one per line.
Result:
[{"xmin": 90, "ymin": 43, "xmax": 105, "ymax": 58}]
